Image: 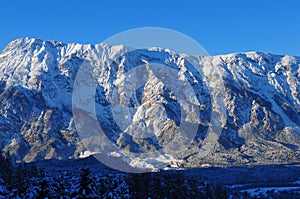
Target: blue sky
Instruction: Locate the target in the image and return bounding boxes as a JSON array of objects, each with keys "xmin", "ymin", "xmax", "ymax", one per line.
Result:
[{"xmin": 1, "ymin": 0, "xmax": 299, "ymax": 56}]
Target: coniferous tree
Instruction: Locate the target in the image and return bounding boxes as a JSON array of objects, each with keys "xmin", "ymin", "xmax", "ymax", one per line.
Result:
[
  {"xmin": 13, "ymin": 163, "xmax": 27, "ymax": 195},
  {"xmin": 0, "ymin": 152, "xmax": 14, "ymax": 189},
  {"xmin": 0, "ymin": 177, "xmax": 9, "ymax": 198},
  {"xmin": 53, "ymin": 171, "xmax": 71, "ymax": 198},
  {"xmin": 71, "ymin": 167, "xmax": 97, "ymax": 198},
  {"xmin": 214, "ymin": 184, "xmax": 228, "ymax": 199},
  {"xmin": 205, "ymin": 184, "xmax": 213, "ymax": 199}
]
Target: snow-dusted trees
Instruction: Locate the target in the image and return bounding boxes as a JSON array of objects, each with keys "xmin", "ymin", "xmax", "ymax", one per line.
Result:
[{"xmin": 70, "ymin": 167, "xmax": 98, "ymax": 198}]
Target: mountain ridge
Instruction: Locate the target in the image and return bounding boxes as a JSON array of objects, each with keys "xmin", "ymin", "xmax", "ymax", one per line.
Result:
[{"xmin": 3, "ymin": 37, "xmax": 299, "ymax": 58}]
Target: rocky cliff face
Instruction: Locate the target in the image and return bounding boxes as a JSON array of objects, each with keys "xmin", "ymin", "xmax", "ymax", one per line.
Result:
[{"xmin": 0, "ymin": 38, "xmax": 299, "ymax": 169}]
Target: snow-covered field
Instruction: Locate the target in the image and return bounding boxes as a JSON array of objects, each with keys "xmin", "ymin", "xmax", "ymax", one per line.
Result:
[{"xmin": 241, "ymin": 186, "xmax": 300, "ymax": 197}]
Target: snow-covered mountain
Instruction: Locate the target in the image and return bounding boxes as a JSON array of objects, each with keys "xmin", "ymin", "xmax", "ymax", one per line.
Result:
[{"xmin": 0, "ymin": 38, "xmax": 299, "ymax": 169}]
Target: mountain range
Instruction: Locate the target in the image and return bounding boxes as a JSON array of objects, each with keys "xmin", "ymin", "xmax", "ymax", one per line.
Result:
[{"xmin": 0, "ymin": 38, "xmax": 299, "ymax": 170}]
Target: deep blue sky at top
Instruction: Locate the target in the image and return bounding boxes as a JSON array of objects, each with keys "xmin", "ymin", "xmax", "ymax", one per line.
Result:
[{"xmin": 0, "ymin": 0, "xmax": 299, "ymax": 56}]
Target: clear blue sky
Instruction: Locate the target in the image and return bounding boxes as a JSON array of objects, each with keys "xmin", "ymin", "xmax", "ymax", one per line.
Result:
[{"xmin": 1, "ymin": 0, "xmax": 299, "ymax": 56}]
